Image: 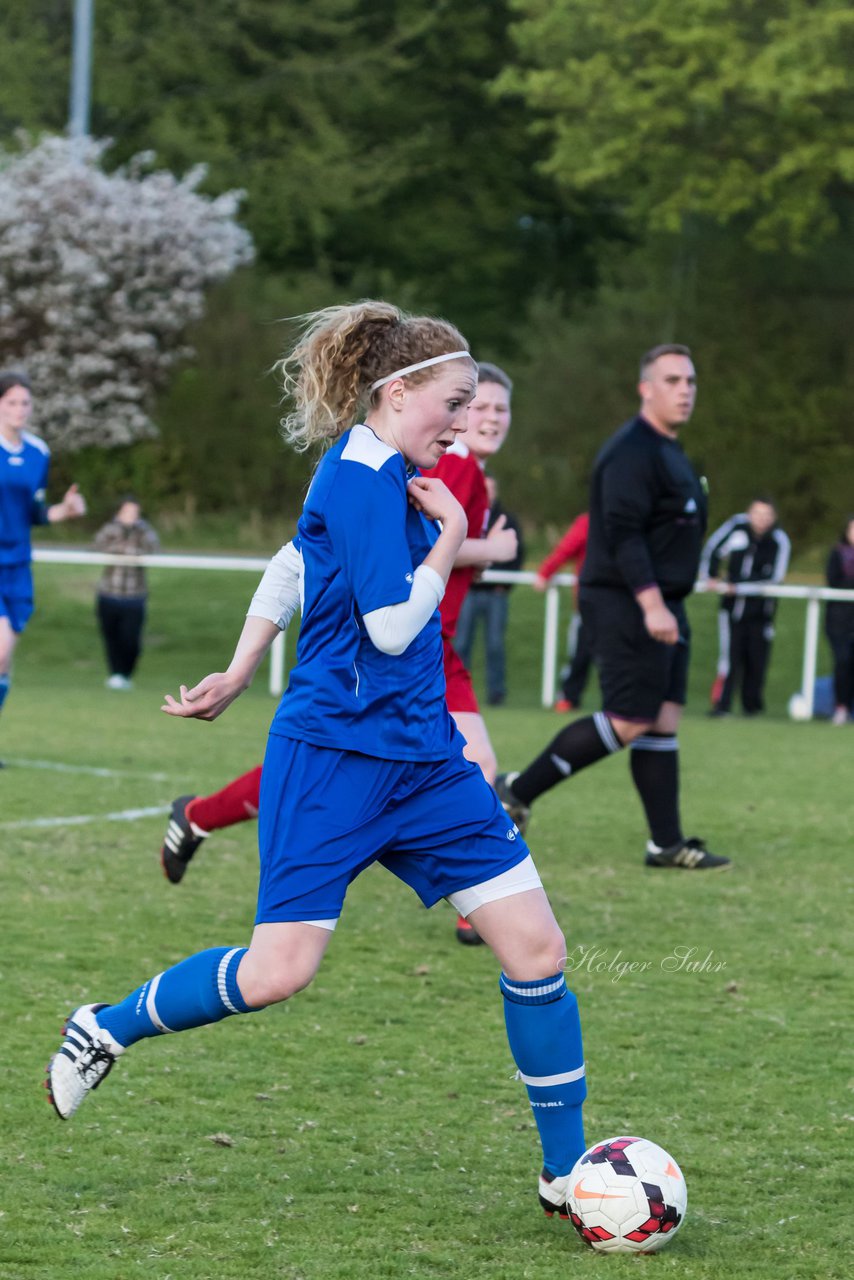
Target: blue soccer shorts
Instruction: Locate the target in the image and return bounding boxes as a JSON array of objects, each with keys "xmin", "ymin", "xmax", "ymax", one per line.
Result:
[
  {"xmin": 255, "ymin": 732, "xmax": 537, "ymax": 925},
  {"xmin": 0, "ymin": 564, "xmax": 35, "ymax": 633}
]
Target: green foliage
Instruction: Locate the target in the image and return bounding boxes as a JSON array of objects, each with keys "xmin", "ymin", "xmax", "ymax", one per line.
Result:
[
  {"xmin": 0, "ymin": 564, "xmax": 851, "ymax": 1278},
  {"xmin": 500, "ymin": 0, "xmax": 854, "ymax": 250},
  {"xmin": 44, "ymin": 267, "xmax": 331, "ymax": 524},
  {"xmin": 0, "ymin": 0, "xmax": 601, "ymax": 346},
  {"xmin": 39, "ymin": 218, "xmax": 854, "ymax": 549},
  {"xmin": 331, "ymin": 0, "xmax": 609, "ymax": 347},
  {"xmin": 2, "ymin": 1, "xmax": 853, "ymax": 544},
  {"xmin": 0, "ymin": 0, "xmax": 71, "ymax": 135},
  {"xmin": 493, "ymin": 229, "xmax": 854, "ymax": 544},
  {"xmin": 90, "ymin": 0, "xmax": 384, "ymax": 271}
]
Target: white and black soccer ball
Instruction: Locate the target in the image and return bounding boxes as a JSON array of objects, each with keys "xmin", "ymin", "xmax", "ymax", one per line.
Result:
[{"xmin": 566, "ymin": 1136, "xmax": 687, "ymax": 1253}]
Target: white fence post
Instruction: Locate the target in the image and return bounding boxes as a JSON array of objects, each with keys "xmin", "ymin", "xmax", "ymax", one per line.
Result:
[
  {"xmin": 542, "ymin": 586, "xmax": 560, "ymax": 708},
  {"xmin": 800, "ymin": 596, "xmax": 821, "ymax": 718}
]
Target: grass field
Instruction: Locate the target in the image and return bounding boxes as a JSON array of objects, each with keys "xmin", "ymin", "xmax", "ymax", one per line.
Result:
[{"xmin": 1, "ymin": 563, "xmax": 851, "ymax": 1279}]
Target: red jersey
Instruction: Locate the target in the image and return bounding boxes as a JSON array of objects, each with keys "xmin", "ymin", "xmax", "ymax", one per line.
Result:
[
  {"xmin": 422, "ymin": 442, "xmax": 488, "ymax": 640},
  {"xmin": 537, "ymin": 513, "xmax": 589, "ymax": 601}
]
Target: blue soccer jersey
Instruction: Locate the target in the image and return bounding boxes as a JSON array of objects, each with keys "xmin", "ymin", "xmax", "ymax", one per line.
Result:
[
  {"xmin": 271, "ymin": 423, "xmax": 459, "ymax": 762},
  {"xmin": 0, "ymin": 431, "xmax": 50, "ymax": 566}
]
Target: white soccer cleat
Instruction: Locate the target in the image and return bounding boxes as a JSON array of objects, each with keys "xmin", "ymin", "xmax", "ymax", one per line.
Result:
[
  {"xmin": 539, "ymin": 1168, "xmax": 572, "ymax": 1219},
  {"xmin": 46, "ymin": 1004, "xmax": 124, "ymax": 1119}
]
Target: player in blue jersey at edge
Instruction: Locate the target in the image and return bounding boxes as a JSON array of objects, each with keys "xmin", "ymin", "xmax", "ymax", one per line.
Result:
[
  {"xmin": 0, "ymin": 371, "xmax": 86, "ymax": 761},
  {"xmin": 46, "ymin": 302, "xmax": 588, "ymax": 1218}
]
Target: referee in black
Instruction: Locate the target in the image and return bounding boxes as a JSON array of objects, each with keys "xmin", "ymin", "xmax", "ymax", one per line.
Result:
[{"xmin": 498, "ymin": 344, "xmax": 731, "ymax": 870}]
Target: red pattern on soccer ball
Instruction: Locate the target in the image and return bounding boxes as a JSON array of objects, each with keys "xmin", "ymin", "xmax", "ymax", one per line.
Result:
[
  {"xmin": 583, "ymin": 1136, "xmax": 642, "ymax": 1178},
  {"xmin": 569, "ymin": 1212, "xmax": 616, "ymax": 1247}
]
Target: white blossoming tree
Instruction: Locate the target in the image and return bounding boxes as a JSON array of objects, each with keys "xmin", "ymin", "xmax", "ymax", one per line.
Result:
[{"xmin": 0, "ymin": 136, "xmax": 254, "ymax": 448}]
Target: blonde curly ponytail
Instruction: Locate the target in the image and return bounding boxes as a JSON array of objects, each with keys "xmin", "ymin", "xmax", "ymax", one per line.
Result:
[{"xmin": 277, "ymin": 301, "xmax": 470, "ymax": 452}]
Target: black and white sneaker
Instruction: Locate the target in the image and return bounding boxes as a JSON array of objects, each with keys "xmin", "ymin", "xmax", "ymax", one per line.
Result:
[
  {"xmin": 494, "ymin": 772, "xmax": 531, "ymax": 836},
  {"xmin": 46, "ymin": 1004, "xmax": 124, "ymax": 1119},
  {"xmin": 645, "ymin": 837, "xmax": 732, "ymax": 871},
  {"xmin": 161, "ymin": 795, "xmax": 205, "ymax": 884},
  {"xmin": 538, "ymin": 1168, "xmax": 571, "ymax": 1219}
]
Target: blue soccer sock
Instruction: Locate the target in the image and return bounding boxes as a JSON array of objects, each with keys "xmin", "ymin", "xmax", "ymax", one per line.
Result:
[
  {"xmin": 501, "ymin": 971, "xmax": 586, "ymax": 1177},
  {"xmin": 0, "ymin": 672, "xmax": 10, "ymax": 714},
  {"xmin": 96, "ymin": 947, "xmax": 257, "ymax": 1048}
]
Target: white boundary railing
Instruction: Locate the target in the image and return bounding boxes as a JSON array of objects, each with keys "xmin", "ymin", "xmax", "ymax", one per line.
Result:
[
  {"xmin": 481, "ymin": 571, "xmax": 854, "ymax": 716},
  {"xmin": 32, "ymin": 547, "xmax": 289, "ymax": 694},
  {"xmin": 32, "ymin": 549, "xmax": 854, "ymax": 715}
]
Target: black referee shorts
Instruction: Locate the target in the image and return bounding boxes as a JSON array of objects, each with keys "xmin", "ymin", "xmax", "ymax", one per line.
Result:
[{"xmin": 580, "ymin": 586, "xmax": 690, "ymax": 722}]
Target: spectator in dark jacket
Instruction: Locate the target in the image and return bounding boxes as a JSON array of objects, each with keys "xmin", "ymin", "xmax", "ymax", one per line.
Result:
[
  {"xmin": 701, "ymin": 498, "xmax": 791, "ymax": 715},
  {"xmin": 825, "ymin": 516, "xmax": 854, "ymax": 726}
]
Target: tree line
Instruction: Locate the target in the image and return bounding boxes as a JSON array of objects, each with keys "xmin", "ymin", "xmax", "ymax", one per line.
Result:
[{"xmin": 1, "ymin": 0, "xmax": 852, "ymax": 545}]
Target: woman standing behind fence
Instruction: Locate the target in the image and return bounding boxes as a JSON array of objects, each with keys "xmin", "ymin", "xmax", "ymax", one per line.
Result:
[
  {"xmin": 94, "ymin": 496, "xmax": 160, "ymax": 690},
  {"xmin": 825, "ymin": 517, "xmax": 854, "ymax": 726},
  {"xmin": 47, "ymin": 301, "xmax": 589, "ymax": 1219}
]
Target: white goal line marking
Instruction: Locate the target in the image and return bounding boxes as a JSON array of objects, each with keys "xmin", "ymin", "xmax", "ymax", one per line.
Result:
[
  {"xmin": 3, "ymin": 757, "xmax": 170, "ymax": 781},
  {"xmin": 0, "ymin": 805, "xmax": 170, "ymax": 831}
]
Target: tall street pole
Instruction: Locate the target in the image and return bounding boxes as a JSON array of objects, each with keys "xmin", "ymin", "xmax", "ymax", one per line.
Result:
[{"xmin": 68, "ymin": 0, "xmax": 94, "ymax": 138}]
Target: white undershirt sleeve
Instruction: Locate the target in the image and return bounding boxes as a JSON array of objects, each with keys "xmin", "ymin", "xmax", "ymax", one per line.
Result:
[
  {"xmin": 363, "ymin": 564, "xmax": 445, "ymax": 656},
  {"xmin": 247, "ymin": 539, "xmax": 302, "ymax": 629}
]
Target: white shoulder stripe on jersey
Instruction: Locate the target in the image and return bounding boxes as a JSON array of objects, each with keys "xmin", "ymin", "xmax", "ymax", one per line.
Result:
[
  {"xmin": 22, "ymin": 430, "xmax": 51, "ymax": 456},
  {"xmin": 341, "ymin": 423, "xmax": 397, "ymax": 472}
]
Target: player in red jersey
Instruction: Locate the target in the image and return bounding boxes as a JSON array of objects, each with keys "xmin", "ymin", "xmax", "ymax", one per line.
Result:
[
  {"xmin": 422, "ymin": 364, "xmax": 518, "ymax": 941},
  {"xmin": 423, "ymin": 364, "xmax": 517, "ymax": 779}
]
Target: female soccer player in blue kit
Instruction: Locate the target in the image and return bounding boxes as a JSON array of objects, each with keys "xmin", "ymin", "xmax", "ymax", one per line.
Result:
[
  {"xmin": 0, "ymin": 371, "xmax": 86, "ymax": 752},
  {"xmin": 46, "ymin": 302, "xmax": 587, "ymax": 1216}
]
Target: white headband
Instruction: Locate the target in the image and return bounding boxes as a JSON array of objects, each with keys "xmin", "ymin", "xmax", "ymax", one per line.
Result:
[{"xmin": 370, "ymin": 350, "xmax": 471, "ymax": 392}]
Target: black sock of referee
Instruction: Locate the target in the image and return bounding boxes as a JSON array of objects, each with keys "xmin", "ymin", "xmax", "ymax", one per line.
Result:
[
  {"xmin": 629, "ymin": 732, "xmax": 683, "ymax": 848},
  {"xmin": 510, "ymin": 712, "xmax": 624, "ymax": 805}
]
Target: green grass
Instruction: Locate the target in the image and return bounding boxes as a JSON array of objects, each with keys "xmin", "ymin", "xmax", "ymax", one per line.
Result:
[{"xmin": 0, "ymin": 565, "xmax": 851, "ymax": 1279}]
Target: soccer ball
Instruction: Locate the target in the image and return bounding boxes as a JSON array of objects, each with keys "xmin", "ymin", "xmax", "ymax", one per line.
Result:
[
  {"xmin": 787, "ymin": 693, "xmax": 811, "ymax": 721},
  {"xmin": 565, "ymin": 1136, "xmax": 687, "ymax": 1253}
]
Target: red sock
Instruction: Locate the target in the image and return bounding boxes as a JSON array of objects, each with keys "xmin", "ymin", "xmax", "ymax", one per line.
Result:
[{"xmin": 188, "ymin": 765, "xmax": 263, "ymax": 833}]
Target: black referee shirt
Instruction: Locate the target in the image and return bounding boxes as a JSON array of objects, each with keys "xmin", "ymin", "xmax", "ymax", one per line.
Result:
[{"xmin": 580, "ymin": 415, "xmax": 707, "ymax": 601}]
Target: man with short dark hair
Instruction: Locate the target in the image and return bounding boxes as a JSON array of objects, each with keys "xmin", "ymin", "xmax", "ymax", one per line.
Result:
[{"xmin": 497, "ymin": 346, "xmax": 731, "ymax": 870}]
